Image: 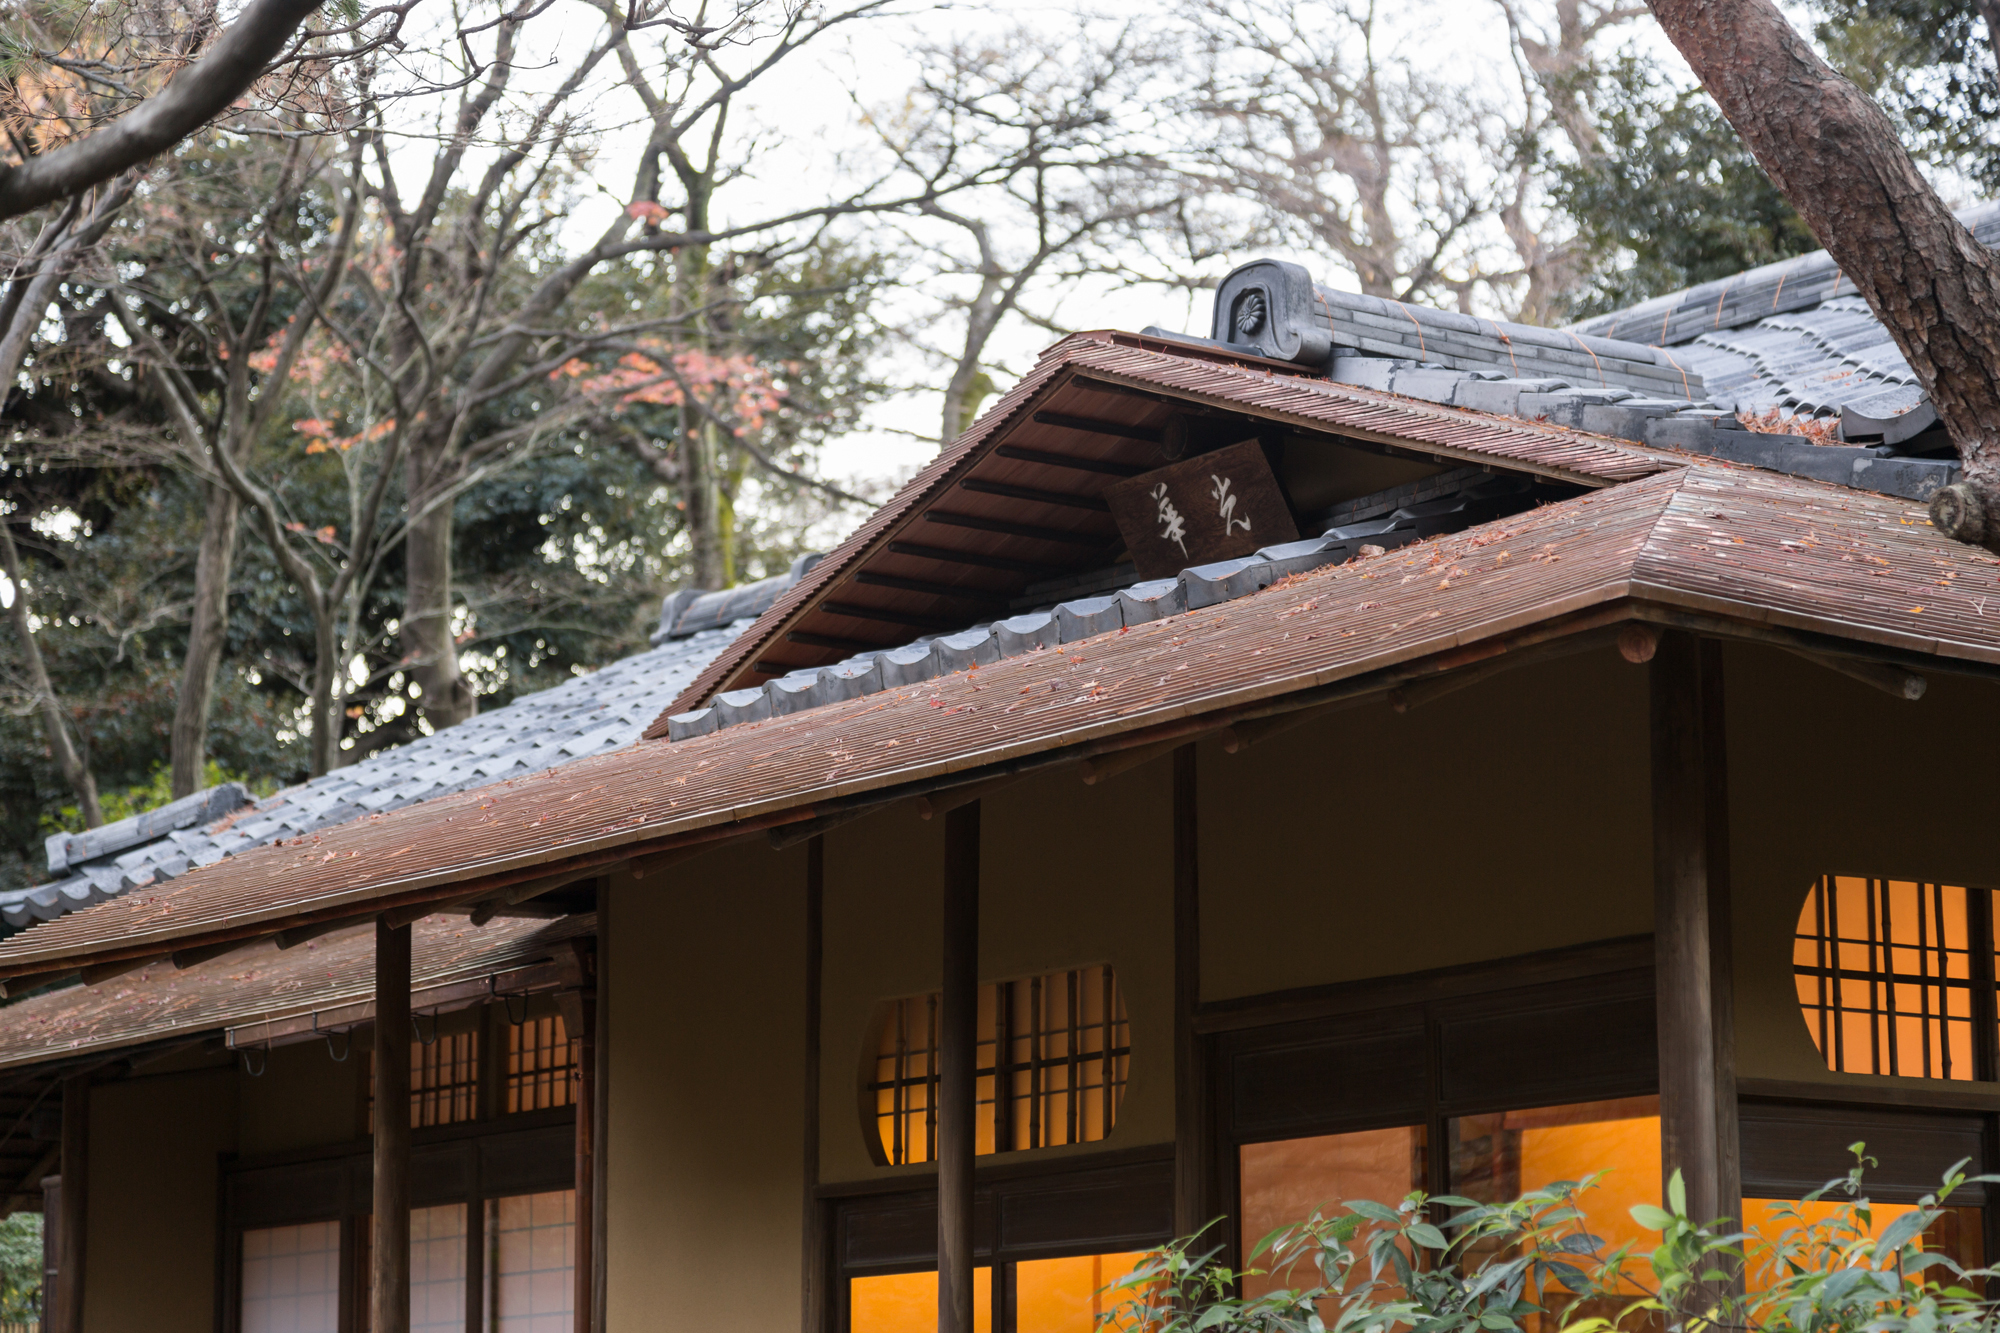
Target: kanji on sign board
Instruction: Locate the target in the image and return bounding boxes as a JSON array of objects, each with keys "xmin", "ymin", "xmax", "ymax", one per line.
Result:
[{"xmin": 1103, "ymin": 439, "xmax": 1299, "ymax": 579}]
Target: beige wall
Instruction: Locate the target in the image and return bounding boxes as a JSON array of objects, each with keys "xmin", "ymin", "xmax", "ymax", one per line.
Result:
[
  {"xmin": 1724, "ymin": 642, "xmax": 2000, "ymax": 1088},
  {"xmin": 238, "ymin": 1033, "xmax": 364, "ymax": 1157},
  {"xmin": 1198, "ymin": 645, "xmax": 1655, "ymax": 1000},
  {"xmin": 83, "ymin": 1066, "xmax": 237, "ymax": 1333},
  {"xmin": 818, "ymin": 755, "xmax": 1177, "ymax": 1186},
  {"xmin": 604, "ymin": 837, "xmax": 811, "ymax": 1333}
]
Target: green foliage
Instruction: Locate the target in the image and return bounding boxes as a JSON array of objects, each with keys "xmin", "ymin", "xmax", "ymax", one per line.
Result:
[
  {"xmin": 1554, "ymin": 57, "xmax": 1819, "ymax": 320},
  {"xmin": 0, "ymin": 1211, "xmax": 41, "ymax": 1321},
  {"xmin": 1810, "ymin": 0, "xmax": 2000, "ymax": 192},
  {"xmin": 1109, "ymin": 1149, "xmax": 1996, "ymax": 1333},
  {"xmin": 43, "ymin": 759, "xmax": 277, "ymax": 833}
]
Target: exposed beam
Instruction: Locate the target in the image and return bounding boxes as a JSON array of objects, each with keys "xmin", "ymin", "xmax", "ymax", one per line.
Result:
[
  {"xmin": 993, "ymin": 445, "xmax": 1146, "ymax": 477},
  {"xmin": 958, "ymin": 478, "xmax": 1111, "ymax": 512},
  {"xmin": 886, "ymin": 541, "xmax": 1061, "ymax": 576},
  {"xmin": 1781, "ymin": 647, "xmax": 1926, "ymax": 700},
  {"xmin": 80, "ymin": 955, "xmax": 161, "ymax": 986},
  {"xmin": 923, "ymin": 511, "xmax": 1108, "ymax": 547},
  {"xmin": 1030, "ymin": 411, "xmax": 1164, "ymax": 443},
  {"xmin": 277, "ymin": 916, "xmax": 365, "ymax": 950},
  {"xmin": 1080, "ymin": 734, "xmax": 1211, "ymax": 784},
  {"xmin": 854, "ymin": 572, "xmax": 1009, "ymax": 605},
  {"xmin": 467, "ymin": 869, "xmax": 596, "ymax": 927},
  {"xmin": 913, "ymin": 772, "xmax": 1024, "ymax": 820},
  {"xmin": 0, "ymin": 970, "xmax": 76, "ymax": 999},
  {"xmin": 171, "ymin": 937, "xmax": 257, "ymax": 970},
  {"xmin": 784, "ymin": 630, "xmax": 887, "ymax": 652},
  {"xmin": 819, "ymin": 601, "xmax": 961, "ymax": 632}
]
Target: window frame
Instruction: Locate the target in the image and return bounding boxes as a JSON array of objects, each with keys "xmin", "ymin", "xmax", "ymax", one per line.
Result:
[
  {"xmin": 218, "ymin": 1109, "xmax": 577, "ymax": 1333},
  {"xmin": 828, "ymin": 1148, "xmax": 1174, "ymax": 1333},
  {"xmin": 1791, "ymin": 876, "xmax": 2000, "ymax": 1083}
]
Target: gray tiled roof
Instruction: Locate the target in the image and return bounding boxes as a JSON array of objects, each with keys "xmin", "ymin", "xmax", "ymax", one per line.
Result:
[
  {"xmin": 2, "ymin": 592, "xmax": 779, "ymax": 929},
  {"xmin": 1567, "ymin": 201, "xmax": 2000, "ymax": 444},
  {"xmin": 665, "ymin": 471, "xmax": 1541, "ymax": 742},
  {"xmin": 1193, "ymin": 235, "xmax": 1979, "ymax": 505}
]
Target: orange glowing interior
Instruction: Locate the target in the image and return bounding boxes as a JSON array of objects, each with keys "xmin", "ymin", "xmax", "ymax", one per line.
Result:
[
  {"xmin": 850, "ymin": 1267, "xmax": 992, "ymax": 1333},
  {"xmin": 1742, "ymin": 1198, "xmax": 1984, "ymax": 1288},
  {"xmin": 1793, "ymin": 877, "xmax": 1988, "ymax": 1080},
  {"xmin": 1016, "ymin": 1252, "xmax": 1150, "ymax": 1333},
  {"xmin": 1238, "ymin": 1125, "xmax": 1424, "ymax": 1301}
]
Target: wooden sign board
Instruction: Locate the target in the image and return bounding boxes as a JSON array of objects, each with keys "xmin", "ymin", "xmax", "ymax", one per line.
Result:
[{"xmin": 1104, "ymin": 439, "xmax": 1299, "ymax": 579}]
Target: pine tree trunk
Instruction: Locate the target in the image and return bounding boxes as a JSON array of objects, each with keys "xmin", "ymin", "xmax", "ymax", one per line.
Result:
[
  {"xmin": 1644, "ymin": 0, "xmax": 2000, "ymax": 544},
  {"xmin": 170, "ymin": 482, "xmax": 239, "ymax": 797},
  {"xmin": 403, "ymin": 452, "xmax": 474, "ymax": 730}
]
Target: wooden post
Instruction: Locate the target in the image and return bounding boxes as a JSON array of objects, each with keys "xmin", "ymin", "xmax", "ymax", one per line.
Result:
[
  {"xmin": 1171, "ymin": 746, "xmax": 1209, "ymax": 1240},
  {"xmin": 375, "ymin": 919, "xmax": 413, "ymax": 1333},
  {"xmin": 591, "ymin": 886, "xmax": 611, "ymax": 1333},
  {"xmin": 566, "ymin": 941, "xmax": 599, "ymax": 1333},
  {"xmin": 1651, "ymin": 634, "xmax": 1741, "ymax": 1235},
  {"xmin": 49, "ymin": 1074, "xmax": 85, "ymax": 1333},
  {"xmin": 939, "ymin": 803, "xmax": 980, "ymax": 1333},
  {"xmin": 802, "ymin": 838, "xmax": 827, "ymax": 1333}
]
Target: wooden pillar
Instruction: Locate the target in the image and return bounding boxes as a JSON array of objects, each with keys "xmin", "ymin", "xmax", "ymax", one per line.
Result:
[
  {"xmin": 375, "ymin": 919, "xmax": 413, "ymax": 1333},
  {"xmin": 938, "ymin": 803, "xmax": 980, "ymax": 1333},
  {"xmin": 802, "ymin": 838, "xmax": 828, "ymax": 1333},
  {"xmin": 1171, "ymin": 746, "xmax": 1210, "ymax": 1240},
  {"xmin": 565, "ymin": 940, "xmax": 599, "ymax": 1333},
  {"xmin": 1651, "ymin": 633, "xmax": 1740, "ymax": 1232},
  {"xmin": 591, "ymin": 886, "xmax": 611, "ymax": 1333},
  {"xmin": 50, "ymin": 1074, "xmax": 85, "ymax": 1333}
]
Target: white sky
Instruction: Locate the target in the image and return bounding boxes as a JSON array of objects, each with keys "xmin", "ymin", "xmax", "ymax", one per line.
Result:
[{"xmin": 370, "ymin": 0, "xmax": 1703, "ymax": 500}]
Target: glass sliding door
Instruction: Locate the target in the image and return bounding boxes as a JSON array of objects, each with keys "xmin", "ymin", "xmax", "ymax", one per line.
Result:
[
  {"xmin": 485, "ymin": 1189, "xmax": 576, "ymax": 1332},
  {"xmin": 241, "ymin": 1221, "xmax": 342, "ymax": 1333}
]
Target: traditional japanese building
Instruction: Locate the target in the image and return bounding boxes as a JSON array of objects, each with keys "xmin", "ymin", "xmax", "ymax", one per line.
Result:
[{"xmin": 2, "ymin": 230, "xmax": 1998, "ymax": 1333}]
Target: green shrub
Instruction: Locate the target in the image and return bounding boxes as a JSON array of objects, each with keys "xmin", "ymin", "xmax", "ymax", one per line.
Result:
[{"xmin": 1103, "ymin": 1148, "xmax": 1993, "ymax": 1333}]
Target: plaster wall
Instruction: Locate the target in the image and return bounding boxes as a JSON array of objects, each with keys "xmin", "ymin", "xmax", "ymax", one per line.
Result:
[
  {"xmin": 817, "ymin": 754, "xmax": 1177, "ymax": 1186},
  {"xmin": 237, "ymin": 1034, "xmax": 364, "ymax": 1156},
  {"xmin": 82, "ymin": 1066, "xmax": 237, "ymax": 1333},
  {"xmin": 603, "ymin": 838, "xmax": 810, "ymax": 1333},
  {"xmin": 1197, "ymin": 645, "xmax": 1655, "ymax": 1001}
]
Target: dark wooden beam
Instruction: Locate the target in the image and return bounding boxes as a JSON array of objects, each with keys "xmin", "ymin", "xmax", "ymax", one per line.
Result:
[
  {"xmin": 938, "ymin": 803, "xmax": 981, "ymax": 1333},
  {"xmin": 1172, "ymin": 746, "xmax": 1210, "ymax": 1239},
  {"xmin": 887, "ymin": 541, "xmax": 1060, "ymax": 577},
  {"xmin": 994, "ymin": 444, "xmax": 1146, "ymax": 477},
  {"xmin": 1030, "ymin": 411, "xmax": 1164, "ymax": 443},
  {"xmin": 958, "ymin": 478, "xmax": 1111, "ymax": 512},
  {"xmin": 50, "ymin": 1074, "xmax": 86, "ymax": 1333},
  {"xmin": 802, "ymin": 839, "xmax": 828, "ymax": 1333},
  {"xmin": 854, "ymin": 572, "xmax": 1010, "ymax": 605},
  {"xmin": 1652, "ymin": 633, "xmax": 1740, "ymax": 1245},
  {"xmin": 374, "ymin": 919, "xmax": 412, "ymax": 1333},
  {"xmin": 923, "ymin": 511, "xmax": 1107, "ymax": 547},
  {"xmin": 820, "ymin": 601, "xmax": 961, "ymax": 632}
]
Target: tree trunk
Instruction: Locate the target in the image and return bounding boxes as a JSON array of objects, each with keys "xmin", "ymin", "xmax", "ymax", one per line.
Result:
[
  {"xmin": 0, "ymin": 521, "xmax": 101, "ymax": 826},
  {"xmin": 402, "ymin": 454, "xmax": 474, "ymax": 730},
  {"xmin": 1644, "ymin": 0, "xmax": 2000, "ymax": 544},
  {"xmin": 308, "ymin": 594, "xmax": 341, "ymax": 777},
  {"xmin": 681, "ymin": 415, "xmax": 727, "ymax": 589},
  {"xmin": 171, "ymin": 482, "xmax": 240, "ymax": 797}
]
